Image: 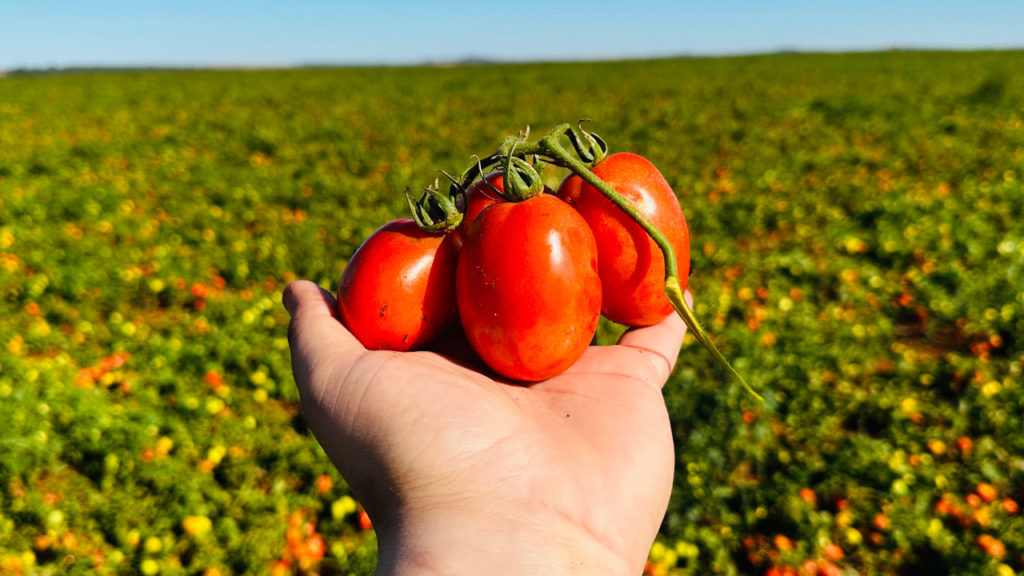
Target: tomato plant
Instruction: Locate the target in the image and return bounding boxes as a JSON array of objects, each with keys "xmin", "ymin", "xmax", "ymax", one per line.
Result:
[{"xmin": 2, "ymin": 52, "xmax": 1024, "ymax": 576}]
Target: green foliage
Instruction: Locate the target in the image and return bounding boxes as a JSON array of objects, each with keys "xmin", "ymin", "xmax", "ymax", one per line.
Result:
[{"xmin": 1, "ymin": 51, "xmax": 1023, "ymax": 575}]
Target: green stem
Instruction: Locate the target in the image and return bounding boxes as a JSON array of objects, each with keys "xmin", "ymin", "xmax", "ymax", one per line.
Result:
[
  {"xmin": 538, "ymin": 126, "xmax": 762, "ymax": 401},
  {"xmin": 448, "ymin": 153, "xmax": 503, "ymax": 197},
  {"xmin": 666, "ymin": 278, "xmax": 762, "ymax": 401}
]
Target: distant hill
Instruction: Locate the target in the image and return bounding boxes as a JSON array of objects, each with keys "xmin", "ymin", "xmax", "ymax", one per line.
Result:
[{"xmin": 4, "ymin": 66, "xmax": 195, "ymax": 78}]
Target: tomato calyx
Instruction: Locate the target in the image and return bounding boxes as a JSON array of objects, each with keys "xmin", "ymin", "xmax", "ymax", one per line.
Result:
[
  {"xmin": 564, "ymin": 120, "xmax": 608, "ymax": 167},
  {"xmin": 405, "ymin": 179, "xmax": 463, "ymax": 233},
  {"xmin": 499, "ymin": 129, "xmax": 546, "ymax": 202}
]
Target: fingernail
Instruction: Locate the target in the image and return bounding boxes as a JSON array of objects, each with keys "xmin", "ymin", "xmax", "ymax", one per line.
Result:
[{"xmin": 282, "ymin": 288, "xmax": 296, "ymax": 316}]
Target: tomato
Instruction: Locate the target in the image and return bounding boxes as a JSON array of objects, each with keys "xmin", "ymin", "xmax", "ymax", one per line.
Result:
[
  {"xmin": 799, "ymin": 487, "xmax": 817, "ymax": 506},
  {"xmin": 456, "ymin": 171, "xmax": 554, "ymax": 237},
  {"xmin": 457, "ymin": 194, "xmax": 601, "ymax": 381},
  {"xmin": 977, "ymin": 483, "xmax": 997, "ymax": 502},
  {"xmin": 816, "ymin": 561, "xmax": 841, "ymax": 576},
  {"xmin": 315, "ymin": 474, "xmax": 332, "ymax": 494},
  {"xmin": 337, "ymin": 219, "xmax": 462, "ymax": 351},
  {"xmin": 457, "ymin": 172, "xmax": 504, "ymax": 238},
  {"xmin": 303, "ymin": 534, "xmax": 325, "ymax": 559},
  {"xmin": 823, "ymin": 543, "xmax": 844, "ymax": 561},
  {"xmin": 358, "ymin": 508, "xmax": 373, "ymax": 531},
  {"xmin": 557, "ymin": 152, "xmax": 690, "ymax": 326}
]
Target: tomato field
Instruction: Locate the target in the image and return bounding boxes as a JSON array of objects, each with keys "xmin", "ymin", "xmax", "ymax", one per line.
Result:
[{"xmin": 1, "ymin": 50, "xmax": 1024, "ymax": 575}]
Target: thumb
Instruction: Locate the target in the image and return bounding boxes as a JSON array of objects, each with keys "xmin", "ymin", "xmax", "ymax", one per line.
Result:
[
  {"xmin": 283, "ymin": 280, "xmax": 365, "ymax": 396},
  {"xmin": 615, "ymin": 290, "xmax": 693, "ymax": 384},
  {"xmin": 283, "ymin": 279, "xmax": 341, "ymax": 321}
]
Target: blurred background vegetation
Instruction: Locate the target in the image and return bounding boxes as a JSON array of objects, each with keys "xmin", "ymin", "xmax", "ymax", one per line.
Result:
[{"xmin": 1, "ymin": 50, "xmax": 1024, "ymax": 575}]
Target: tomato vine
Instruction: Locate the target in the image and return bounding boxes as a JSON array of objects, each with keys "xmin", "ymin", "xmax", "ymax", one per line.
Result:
[{"xmin": 410, "ymin": 122, "xmax": 761, "ymax": 399}]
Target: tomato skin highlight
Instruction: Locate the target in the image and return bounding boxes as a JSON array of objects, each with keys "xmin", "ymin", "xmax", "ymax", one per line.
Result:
[
  {"xmin": 337, "ymin": 219, "xmax": 462, "ymax": 351},
  {"xmin": 457, "ymin": 194, "xmax": 602, "ymax": 381},
  {"xmin": 456, "ymin": 172, "xmax": 555, "ymax": 237},
  {"xmin": 557, "ymin": 152, "xmax": 690, "ymax": 327}
]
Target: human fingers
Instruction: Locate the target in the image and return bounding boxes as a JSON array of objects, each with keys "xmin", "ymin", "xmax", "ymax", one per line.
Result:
[
  {"xmin": 282, "ymin": 280, "xmax": 365, "ymax": 396},
  {"xmin": 614, "ymin": 290, "xmax": 693, "ymax": 384}
]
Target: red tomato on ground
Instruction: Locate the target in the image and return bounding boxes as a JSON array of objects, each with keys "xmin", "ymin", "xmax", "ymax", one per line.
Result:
[
  {"xmin": 816, "ymin": 560, "xmax": 842, "ymax": 576},
  {"xmin": 315, "ymin": 475, "xmax": 332, "ymax": 494},
  {"xmin": 977, "ymin": 483, "xmax": 997, "ymax": 502},
  {"xmin": 799, "ymin": 487, "xmax": 817, "ymax": 506},
  {"xmin": 358, "ymin": 508, "xmax": 373, "ymax": 531},
  {"xmin": 338, "ymin": 220, "xmax": 462, "ymax": 351},
  {"xmin": 457, "ymin": 194, "xmax": 601, "ymax": 381},
  {"xmin": 303, "ymin": 534, "xmax": 325, "ymax": 560},
  {"xmin": 557, "ymin": 153, "xmax": 690, "ymax": 326},
  {"xmin": 269, "ymin": 560, "xmax": 291, "ymax": 576},
  {"xmin": 456, "ymin": 172, "xmax": 554, "ymax": 237},
  {"xmin": 823, "ymin": 543, "xmax": 844, "ymax": 561}
]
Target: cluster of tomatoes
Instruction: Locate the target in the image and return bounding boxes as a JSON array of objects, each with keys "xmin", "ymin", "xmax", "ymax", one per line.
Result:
[
  {"xmin": 934, "ymin": 482, "xmax": 1019, "ymax": 561},
  {"xmin": 73, "ymin": 351, "xmax": 131, "ymax": 389},
  {"xmin": 336, "ymin": 125, "xmax": 691, "ymax": 381},
  {"xmin": 763, "ymin": 560, "xmax": 842, "ymax": 576},
  {"xmin": 270, "ymin": 512, "xmax": 327, "ymax": 575}
]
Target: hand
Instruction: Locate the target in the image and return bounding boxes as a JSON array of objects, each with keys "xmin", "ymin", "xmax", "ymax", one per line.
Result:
[{"xmin": 284, "ymin": 280, "xmax": 689, "ymax": 576}]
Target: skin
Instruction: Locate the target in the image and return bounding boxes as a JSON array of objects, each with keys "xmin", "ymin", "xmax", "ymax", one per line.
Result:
[
  {"xmin": 337, "ymin": 219, "xmax": 462, "ymax": 351},
  {"xmin": 557, "ymin": 153, "xmax": 691, "ymax": 327},
  {"xmin": 283, "ymin": 279, "xmax": 692, "ymax": 576},
  {"xmin": 457, "ymin": 194, "xmax": 601, "ymax": 381}
]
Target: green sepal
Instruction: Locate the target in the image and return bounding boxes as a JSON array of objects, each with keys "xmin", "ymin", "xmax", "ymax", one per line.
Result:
[
  {"xmin": 501, "ymin": 131, "xmax": 545, "ymax": 202},
  {"xmin": 564, "ymin": 120, "xmax": 608, "ymax": 167},
  {"xmin": 406, "ymin": 181, "xmax": 463, "ymax": 233}
]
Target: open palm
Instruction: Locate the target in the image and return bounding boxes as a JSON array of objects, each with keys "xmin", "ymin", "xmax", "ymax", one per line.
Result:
[{"xmin": 284, "ymin": 280, "xmax": 689, "ymax": 576}]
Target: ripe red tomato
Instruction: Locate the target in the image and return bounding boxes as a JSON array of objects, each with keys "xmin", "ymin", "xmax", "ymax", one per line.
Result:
[
  {"xmin": 457, "ymin": 194, "xmax": 601, "ymax": 381},
  {"xmin": 315, "ymin": 474, "xmax": 332, "ymax": 494},
  {"xmin": 977, "ymin": 482, "xmax": 997, "ymax": 502},
  {"xmin": 337, "ymin": 219, "xmax": 462, "ymax": 351},
  {"xmin": 822, "ymin": 543, "xmax": 844, "ymax": 561},
  {"xmin": 457, "ymin": 172, "xmax": 505, "ymax": 238},
  {"xmin": 816, "ymin": 561, "xmax": 841, "ymax": 576},
  {"xmin": 799, "ymin": 487, "xmax": 817, "ymax": 506},
  {"xmin": 456, "ymin": 171, "xmax": 554, "ymax": 237},
  {"xmin": 557, "ymin": 152, "xmax": 690, "ymax": 326},
  {"xmin": 358, "ymin": 508, "xmax": 373, "ymax": 531}
]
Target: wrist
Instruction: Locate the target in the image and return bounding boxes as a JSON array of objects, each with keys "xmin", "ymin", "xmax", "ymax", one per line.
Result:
[{"xmin": 373, "ymin": 501, "xmax": 639, "ymax": 576}]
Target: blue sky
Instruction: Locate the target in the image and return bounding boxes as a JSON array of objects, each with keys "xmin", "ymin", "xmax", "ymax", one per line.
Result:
[{"xmin": 2, "ymin": 1, "xmax": 1022, "ymax": 70}]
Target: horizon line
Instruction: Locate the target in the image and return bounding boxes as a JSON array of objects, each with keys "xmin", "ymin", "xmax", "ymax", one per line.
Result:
[{"xmin": 4, "ymin": 44, "xmax": 1024, "ymax": 76}]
